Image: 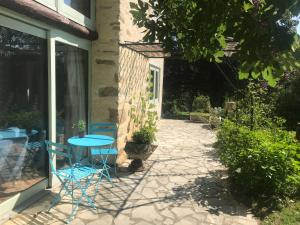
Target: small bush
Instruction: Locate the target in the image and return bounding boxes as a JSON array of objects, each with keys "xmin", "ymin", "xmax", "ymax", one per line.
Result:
[
  {"xmin": 192, "ymin": 95, "xmax": 211, "ymax": 113},
  {"xmin": 217, "ymin": 119, "xmax": 300, "ymax": 197},
  {"xmin": 190, "ymin": 112, "xmax": 210, "ymax": 123},
  {"xmin": 133, "ymin": 127, "xmax": 156, "ymax": 144}
]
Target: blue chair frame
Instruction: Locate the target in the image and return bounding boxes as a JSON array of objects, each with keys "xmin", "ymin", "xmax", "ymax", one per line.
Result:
[
  {"xmin": 45, "ymin": 141, "xmax": 103, "ymax": 223},
  {"xmin": 89, "ymin": 123, "xmax": 118, "ymax": 183}
]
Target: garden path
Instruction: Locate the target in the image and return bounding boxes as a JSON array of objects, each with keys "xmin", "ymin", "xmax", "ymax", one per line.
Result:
[{"xmin": 3, "ymin": 119, "xmax": 258, "ymax": 225}]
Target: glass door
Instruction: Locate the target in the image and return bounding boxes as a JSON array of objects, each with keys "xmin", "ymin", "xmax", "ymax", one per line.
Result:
[
  {"xmin": 0, "ymin": 25, "xmax": 48, "ymax": 204},
  {"xmin": 55, "ymin": 42, "xmax": 88, "ymax": 147}
]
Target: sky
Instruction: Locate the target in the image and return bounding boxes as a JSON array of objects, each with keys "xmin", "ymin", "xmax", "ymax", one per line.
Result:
[{"xmin": 298, "ymin": 23, "xmax": 300, "ymax": 34}]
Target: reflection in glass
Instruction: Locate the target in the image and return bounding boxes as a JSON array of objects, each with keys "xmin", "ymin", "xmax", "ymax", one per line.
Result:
[
  {"xmin": 0, "ymin": 26, "xmax": 48, "ymax": 203},
  {"xmin": 64, "ymin": 0, "xmax": 91, "ymax": 18}
]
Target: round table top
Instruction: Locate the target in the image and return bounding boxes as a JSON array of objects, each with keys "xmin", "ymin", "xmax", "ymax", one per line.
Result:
[{"xmin": 67, "ymin": 134, "xmax": 114, "ymax": 147}]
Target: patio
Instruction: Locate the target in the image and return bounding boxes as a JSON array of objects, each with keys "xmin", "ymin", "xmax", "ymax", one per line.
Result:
[{"xmin": 3, "ymin": 120, "xmax": 258, "ymax": 225}]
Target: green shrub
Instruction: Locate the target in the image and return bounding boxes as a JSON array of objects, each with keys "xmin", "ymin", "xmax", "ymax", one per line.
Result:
[
  {"xmin": 133, "ymin": 127, "xmax": 156, "ymax": 144},
  {"xmin": 192, "ymin": 95, "xmax": 211, "ymax": 113},
  {"xmin": 190, "ymin": 112, "xmax": 210, "ymax": 123},
  {"xmin": 217, "ymin": 119, "xmax": 300, "ymax": 197}
]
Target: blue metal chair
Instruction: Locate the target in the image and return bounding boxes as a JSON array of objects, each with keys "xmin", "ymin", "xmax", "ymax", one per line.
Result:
[
  {"xmin": 89, "ymin": 123, "xmax": 118, "ymax": 183},
  {"xmin": 45, "ymin": 141, "xmax": 103, "ymax": 223}
]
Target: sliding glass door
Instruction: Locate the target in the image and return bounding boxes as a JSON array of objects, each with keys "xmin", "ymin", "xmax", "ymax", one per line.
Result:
[
  {"xmin": 55, "ymin": 42, "xmax": 88, "ymax": 146},
  {"xmin": 0, "ymin": 25, "xmax": 48, "ymax": 203}
]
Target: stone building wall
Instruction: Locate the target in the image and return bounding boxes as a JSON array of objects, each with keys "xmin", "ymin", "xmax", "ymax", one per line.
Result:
[
  {"xmin": 91, "ymin": 0, "xmax": 163, "ymax": 163},
  {"xmin": 91, "ymin": 0, "xmax": 120, "ymax": 124},
  {"xmin": 117, "ymin": 47, "xmax": 150, "ymax": 152},
  {"xmin": 117, "ymin": 0, "xmax": 152, "ymax": 154}
]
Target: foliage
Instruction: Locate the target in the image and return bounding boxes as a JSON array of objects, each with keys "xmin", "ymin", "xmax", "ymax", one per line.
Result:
[
  {"xmin": 192, "ymin": 95, "xmax": 211, "ymax": 113},
  {"xmin": 209, "ymin": 107, "xmax": 224, "ymax": 128},
  {"xmin": 229, "ymin": 81, "xmax": 284, "ymax": 130},
  {"xmin": 130, "ymin": 72, "xmax": 158, "ymax": 144},
  {"xmin": 6, "ymin": 111, "xmax": 42, "ymax": 131},
  {"xmin": 72, "ymin": 120, "xmax": 86, "ymax": 133},
  {"xmin": 217, "ymin": 119, "xmax": 300, "ymax": 197},
  {"xmin": 275, "ymin": 72, "xmax": 300, "ymax": 130},
  {"xmin": 132, "ymin": 126, "xmax": 156, "ymax": 144},
  {"xmin": 262, "ymin": 200, "xmax": 300, "ymax": 225},
  {"xmin": 190, "ymin": 112, "xmax": 210, "ymax": 123},
  {"xmin": 130, "ymin": 0, "xmax": 300, "ymax": 85}
]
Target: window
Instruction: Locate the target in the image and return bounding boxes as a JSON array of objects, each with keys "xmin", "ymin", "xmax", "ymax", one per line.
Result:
[
  {"xmin": 0, "ymin": 25, "xmax": 48, "ymax": 204},
  {"xmin": 150, "ymin": 65, "xmax": 160, "ymax": 101},
  {"xmin": 64, "ymin": 0, "xmax": 91, "ymax": 18},
  {"xmin": 34, "ymin": 0, "xmax": 95, "ymax": 29}
]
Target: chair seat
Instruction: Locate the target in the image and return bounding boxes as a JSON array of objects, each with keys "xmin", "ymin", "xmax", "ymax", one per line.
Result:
[
  {"xmin": 91, "ymin": 147, "xmax": 118, "ymax": 155},
  {"xmin": 57, "ymin": 165, "xmax": 99, "ymax": 180}
]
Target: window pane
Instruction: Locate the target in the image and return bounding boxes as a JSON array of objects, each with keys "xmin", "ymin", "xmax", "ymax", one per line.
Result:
[
  {"xmin": 55, "ymin": 42, "xmax": 88, "ymax": 154},
  {"xmin": 0, "ymin": 26, "xmax": 48, "ymax": 203},
  {"xmin": 150, "ymin": 70, "xmax": 155, "ymax": 99},
  {"xmin": 64, "ymin": 0, "xmax": 91, "ymax": 18},
  {"xmin": 155, "ymin": 71, "xmax": 160, "ymax": 99}
]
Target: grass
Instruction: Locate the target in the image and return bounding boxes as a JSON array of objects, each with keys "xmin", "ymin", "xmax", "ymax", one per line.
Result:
[{"xmin": 261, "ymin": 200, "xmax": 300, "ymax": 225}]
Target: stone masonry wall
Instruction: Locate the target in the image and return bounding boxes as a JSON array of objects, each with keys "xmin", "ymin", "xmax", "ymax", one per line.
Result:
[
  {"xmin": 91, "ymin": 0, "xmax": 120, "ymax": 124},
  {"xmin": 117, "ymin": 0, "xmax": 152, "ymax": 157},
  {"xmin": 117, "ymin": 47, "xmax": 150, "ymax": 152},
  {"xmin": 92, "ymin": 0, "xmax": 160, "ymax": 164}
]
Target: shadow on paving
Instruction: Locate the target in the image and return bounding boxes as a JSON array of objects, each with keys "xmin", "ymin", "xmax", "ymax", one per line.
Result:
[{"xmin": 169, "ymin": 170, "xmax": 252, "ymax": 216}]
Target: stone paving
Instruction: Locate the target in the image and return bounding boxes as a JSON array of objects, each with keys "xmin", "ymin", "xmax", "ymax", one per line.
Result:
[{"xmin": 4, "ymin": 120, "xmax": 259, "ymax": 225}]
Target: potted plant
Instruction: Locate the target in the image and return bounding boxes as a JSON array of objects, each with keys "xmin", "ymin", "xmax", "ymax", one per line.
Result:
[
  {"xmin": 125, "ymin": 126, "xmax": 158, "ymax": 172},
  {"xmin": 73, "ymin": 120, "xmax": 86, "ymax": 138}
]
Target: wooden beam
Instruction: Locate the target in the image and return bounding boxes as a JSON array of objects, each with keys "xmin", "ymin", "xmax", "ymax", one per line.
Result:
[{"xmin": 0, "ymin": 0, "xmax": 98, "ymax": 41}]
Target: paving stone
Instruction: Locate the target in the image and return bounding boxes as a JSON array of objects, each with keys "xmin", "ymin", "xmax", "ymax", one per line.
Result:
[
  {"xmin": 131, "ymin": 205, "xmax": 163, "ymax": 222},
  {"xmin": 114, "ymin": 214, "xmax": 133, "ymax": 225},
  {"xmin": 3, "ymin": 120, "xmax": 259, "ymax": 225},
  {"xmin": 171, "ymin": 207, "xmax": 195, "ymax": 219}
]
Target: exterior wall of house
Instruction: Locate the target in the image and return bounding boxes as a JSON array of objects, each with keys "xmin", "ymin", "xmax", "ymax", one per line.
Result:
[
  {"xmin": 118, "ymin": 47, "xmax": 150, "ymax": 152},
  {"xmin": 91, "ymin": 0, "xmax": 164, "ymax": 163},
  {"xmin": 149, "ymin": 58, "xmax": 165, "ymax": 118},
  {"xmin": 91, "ymin": 0, "xmax": 120, "ymax": 124}
]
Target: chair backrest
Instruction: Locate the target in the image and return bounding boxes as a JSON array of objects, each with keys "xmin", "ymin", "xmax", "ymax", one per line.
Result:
[
  {"xmin": 45, "ymin": 140, "xmax": 72, "ymax": 174},
  {"xmin": 89, "ymin": 123, "xmax": 117, "ymax": 138}
]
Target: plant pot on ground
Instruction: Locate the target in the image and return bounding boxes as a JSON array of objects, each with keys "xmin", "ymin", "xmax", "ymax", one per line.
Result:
[{"xmin": 125, "ymin": 127, "xmax": 157, "ymax": 172}]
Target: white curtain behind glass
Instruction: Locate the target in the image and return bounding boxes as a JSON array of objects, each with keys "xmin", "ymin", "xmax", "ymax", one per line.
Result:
[{"xmin": 64, "ymin": 47, "xmax": 86, "ymax": 141}]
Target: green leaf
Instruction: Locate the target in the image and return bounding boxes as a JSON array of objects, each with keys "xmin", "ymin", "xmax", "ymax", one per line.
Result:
[
  {"xmin": 243, "ymin": 2, "xmax": 253, "ymax": 12},
  {"xmin": 239, "ymin": 71, "xmax": 249, "ymax": 80}
]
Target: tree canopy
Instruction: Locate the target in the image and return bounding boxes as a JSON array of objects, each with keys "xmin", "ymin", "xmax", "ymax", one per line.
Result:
[{"xmin": 130, "ymin": 0, "xmax": 300, "ymax": 86}]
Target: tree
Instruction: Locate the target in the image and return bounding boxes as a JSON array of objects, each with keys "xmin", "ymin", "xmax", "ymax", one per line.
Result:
[{"xmin": 130, "ymin": 0, "xmax": 300, "ymax": 86}]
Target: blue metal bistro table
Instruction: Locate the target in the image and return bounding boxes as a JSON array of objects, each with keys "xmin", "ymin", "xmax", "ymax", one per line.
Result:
[{"xmin": 68, "ymin": 134, "xmax": 115, "ymax": 188}]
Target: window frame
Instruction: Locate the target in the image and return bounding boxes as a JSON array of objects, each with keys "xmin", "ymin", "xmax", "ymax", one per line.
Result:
[
  {"xmin": 150, "ymin": 65, "xmax": 161, "ymax": 102},
  {"xmin": 34, "ymin": 0, "xmax": 95, "ymax": 30}
]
